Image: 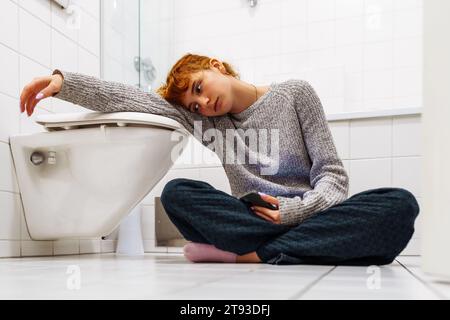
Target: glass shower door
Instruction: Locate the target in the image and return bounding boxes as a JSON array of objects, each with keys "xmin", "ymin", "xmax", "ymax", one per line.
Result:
[{"xmin": 101, "ymin": 0, "xmax": 140, "ymax": 87}]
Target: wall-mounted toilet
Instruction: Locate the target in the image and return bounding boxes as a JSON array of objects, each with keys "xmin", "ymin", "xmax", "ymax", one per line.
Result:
[{"xmin": 9, "ymin": 112, "xmax": 189, "ymax": 240}]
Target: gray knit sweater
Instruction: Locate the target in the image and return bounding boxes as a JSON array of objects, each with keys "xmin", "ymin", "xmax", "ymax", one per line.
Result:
[{"xmin": 53, "ymin": 70, "xmax": 349, "ymax": 226}]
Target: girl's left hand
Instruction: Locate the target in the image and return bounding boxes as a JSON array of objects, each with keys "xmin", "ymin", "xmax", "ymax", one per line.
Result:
[{"xmin": 251, "ymin": 193, "xmax": 281, "ymax": 224}]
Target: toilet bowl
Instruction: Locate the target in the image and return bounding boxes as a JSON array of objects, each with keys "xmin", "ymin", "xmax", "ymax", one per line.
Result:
[{"xmin": 9, "ymin": 112, "xmax": 189, "ymax": 240}]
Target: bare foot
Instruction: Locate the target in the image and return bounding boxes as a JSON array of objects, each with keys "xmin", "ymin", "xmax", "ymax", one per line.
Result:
[{"xmin": 236, "ymin": 251, "xmax": 262, "ymax": 263}]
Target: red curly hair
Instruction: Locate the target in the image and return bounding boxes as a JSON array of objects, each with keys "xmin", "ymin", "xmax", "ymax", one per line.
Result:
[{"xmin": 156, "ymin": 53, "xmax": 240, "ymax": 106}]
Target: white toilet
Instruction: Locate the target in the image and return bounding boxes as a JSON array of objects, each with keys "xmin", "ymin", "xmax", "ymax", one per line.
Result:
[{"xmin": 9, "ymin": 112, "xmax": 189, "ymax": 240}]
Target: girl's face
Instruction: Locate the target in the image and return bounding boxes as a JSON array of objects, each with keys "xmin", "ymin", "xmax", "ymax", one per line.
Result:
[{"xmin": 181, "ymin": 64, "xmax": 233, "ymax": 117}]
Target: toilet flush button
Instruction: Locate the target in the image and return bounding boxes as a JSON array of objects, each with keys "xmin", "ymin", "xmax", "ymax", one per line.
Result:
[{"xmin": 47, "ymin": 151, "xmax": 56, "ymax": 165}]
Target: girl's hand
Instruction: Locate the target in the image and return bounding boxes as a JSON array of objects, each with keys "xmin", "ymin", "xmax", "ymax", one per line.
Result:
[
  {"xmin": 20, "ymin": 74, "xmax": 64, "ymax": 117},
  {"xmin": 251, "ymin": 193, "xmax": 281, "ymax": 224}
]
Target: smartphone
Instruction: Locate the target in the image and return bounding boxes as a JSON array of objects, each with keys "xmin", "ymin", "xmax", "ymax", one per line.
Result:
[{"xmin": 239, "ymin": 192, "xmax": 278, "ymax": 210}]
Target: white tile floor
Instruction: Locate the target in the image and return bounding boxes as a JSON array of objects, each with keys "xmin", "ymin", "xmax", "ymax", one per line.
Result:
[{"xmin": 0, "ymin": 254, "xmax": 449, "ymax": 300}]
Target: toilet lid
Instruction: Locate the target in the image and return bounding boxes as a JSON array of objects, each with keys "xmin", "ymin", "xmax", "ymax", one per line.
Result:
[{"xmin": 36, "ymin": 112, "xmax": 187, "ymax": 132}]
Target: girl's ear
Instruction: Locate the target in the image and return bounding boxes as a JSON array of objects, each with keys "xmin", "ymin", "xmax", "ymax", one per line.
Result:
[{"xmin": 209, "ymin": 58, "xmax": 226, "ymax": 73}]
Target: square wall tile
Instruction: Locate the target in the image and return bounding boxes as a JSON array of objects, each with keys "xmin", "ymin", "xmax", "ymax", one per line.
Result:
[
  {"xmin": 103, "ymin": 25, "xmax": 124, "ymax": 63},
  {"xmin": 282, "ymin": 0, "xmax": 306, "ymax": 26},
  {"xmin": 51, "ymin": 1, "xmax": 78, "ymax": 42},
  {"xmin": 79, "ymin": 239, "xmax": 101, "ymax": 254},
  {"xmin": 78, "ymin": 47, "xmax": 100, "ymax": 77},
  {"xmin": 365, "ymin": 0, "xmax": 394, "ymax": 14},
  {"xmin": 342, "ymin": 160, "xmax": 350, "ymax": 179},
  {"xmin": 350, "ymin": 118, "xmax": 392, "ymax": 159},
  {"xmin": 199, "ymin": 167, "xmax": 231, "ymax": 194},
  {"xmin": 394, "ymin": 67, "xmax": 422, "ymax": 98},
  {"xmin": 167, "ymin": 246, "xmax": 183, "ymax": 253},
  {"xmin": 364, "ymin": 41, "xmax": 393, "ymax": 70},
  {"xmin": 281, "ymin": 25, "xmax": 307, "ymax": 53},
  {"xmin": 329, "ymin": 121, "xmax": 350, "ymax": 160},
  {"xmin": 392, "ymin": 115, "xmax": 422, "ymax": 156},
  {"xmin": 143, "ymin": 239, "xmax": 167, "ymax": 253},
  {"xmin": 363, "ymin": 12, "xmax": 393, "ymax": 43},
  {"xmin": 0, "ymin": 0, "xmax": 19, "ymax": 50},
  {"xmin": 174, "ymin": 136, "xmax": 222, "ymax": 168},
  {"xmin": 394, "ymin": 0, "xmax": 423, "ymax": 11},
  {"xmin": 141, "ymin": 175, "xmax": 169, "ymax": 206},
  {"xmin": 336, "ymin": 17, "xmax": 363, "ymax": 46},
  {"xmin": 0, "ymin": 192, "xmax": 21, "ymax": 240},
  {"xmin": 100, "ymin": 240, "xmax": 116, "ymax": 253},
  {"xmin": 141, "ymin": 205, "xmax": 155, "ymax": 240},
  {"xmin": 254, "ymin": 56, "xmax": 281, "ymax": 85},
  {"xmin": 0, "ymin": 142, "xmax": 20, "ymax": 193},
  {"xmin": 307, "ymin": 0, "xmax": 335, "ymax": 22},
  {"xmin": 19, "ymin": 55, "xmax": 51, "ymax": 98},
  {"xmin": 349, "ymin": 158, "xmax": 391, "ymax": 196},
  {"xmin": 394, "ymin": 8, "xmax": 422, "ymax": 38},
  {"xmin": 343, "ymin": 72, "xmax": 363, "ymax": 103},
  {"xmin": 252, "ymin": 31, "xmax": 280, "ymax": 62},
  {"xmin": 280, "ymin": 52, "xmax": 309, "ymax": 75},
  {"xmin": 165, "ymin": 168, "xmax": 201, "ymax": 185},
  {"xmin": 53, "ymin": 240, "xmax": 80, "ymax": 255},
  {"xmin": 336, "ymin": 0, "xmax": 364, "ymax": 18},
  {"xmin": 394, "ymin": 37, "xmax": 422, "ymax": 68},
  {"xmin": 77, "ymin": 0, "xmax": 100, "ymax": 19},
  {"xmin": 363, "ymin": 69, "xmax": 394, "ymax": 100},
  {"xmin": 307, "ymin": 21, "xmax": 335, "ymax": 50},
  {"xmin": 0, "ymin": 240, "xmax": 21, "ymax": 258},
  {"xmin": 21, "ymin": 240, "xmax": 53, "ymax": 257},
  {"xmin": 0, "ymin": 44, "xmax": 20, "ymax": 98},
  {"xmin": 0, "ymin": 94, "xmax": 20, "ymax": 144},
  {"xmin": 78, "ymin": 10, "xmax": 100, "ymax": 56},
  {"xmin": 18, "ymin": 0, "xmax": 51, "ymax": 23},
  {"xmin": 392, "ymin": 156, "xmax": 422, "ymax": 198},
  {"xmin": 414, "ymin": 197, "xmax": 423, "ymax": 238},
  {"xmin": 364, "ymin": 97, "xmax": 394, "ymax": 110},
  {"xmin": 400, "ymin": 237, "xmax": 421, "ymax": 256},
  {"xmin": 336, "ymin": 45, "xmax": 363, "ymax": 74},
  {"xmin": 51, "ymin": 29, "xmax": 78, "ymax": 72},
  {"xmin": 19, "ymin": 8, "xmax": 51, "ymax": 68}
]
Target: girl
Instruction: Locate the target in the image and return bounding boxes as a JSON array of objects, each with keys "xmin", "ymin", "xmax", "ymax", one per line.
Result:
[{"xmin": 20, "ymin": 53, "xmax": 419, "ymax": 265}]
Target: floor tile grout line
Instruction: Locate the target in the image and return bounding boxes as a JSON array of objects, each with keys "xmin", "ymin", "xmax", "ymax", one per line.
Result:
[
  {"xmin": 161, "ymin": 268, "xmax": 255, "ymax": 298},
  {"xmin": 395, "ymin": 259, "xmax": 446, "ymax": 300},
  {"xmin": 288, "ymin": 266, "xmax": 337, "ymax": 300}
]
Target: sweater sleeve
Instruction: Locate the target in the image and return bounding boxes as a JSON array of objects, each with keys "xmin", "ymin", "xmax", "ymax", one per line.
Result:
[
  {"xmin": 276, "ymin": 80, "xmax": 349, "ymax": 226},
  {"xmin": 52, "ymin": 70, "xmax": 213, "ymax": 135}
]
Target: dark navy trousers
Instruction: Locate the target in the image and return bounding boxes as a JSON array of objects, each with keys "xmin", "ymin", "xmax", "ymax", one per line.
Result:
[{"xmin": 160, "ymin": 178, "xmax": 420, "ymax": 266}]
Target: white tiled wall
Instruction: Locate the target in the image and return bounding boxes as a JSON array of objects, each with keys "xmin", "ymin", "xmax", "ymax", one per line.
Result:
[
  {"xmin": 0, "ymin": 0, "xmax": 107, "ymax": 258},
  {"xmin": 144, "ymin": 0, "xmax": 422, "ymax": 114}
]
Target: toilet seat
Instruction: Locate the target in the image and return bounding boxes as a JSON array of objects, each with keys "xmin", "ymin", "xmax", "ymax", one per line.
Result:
[{"xmin": 36, "ymin": 112, "xmax": 186, "ymax": 132}]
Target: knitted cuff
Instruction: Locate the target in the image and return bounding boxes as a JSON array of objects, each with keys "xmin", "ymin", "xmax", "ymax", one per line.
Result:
[{"xmin": 277, "ymin": 196, "xmax": 304, "ymax": 227}]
